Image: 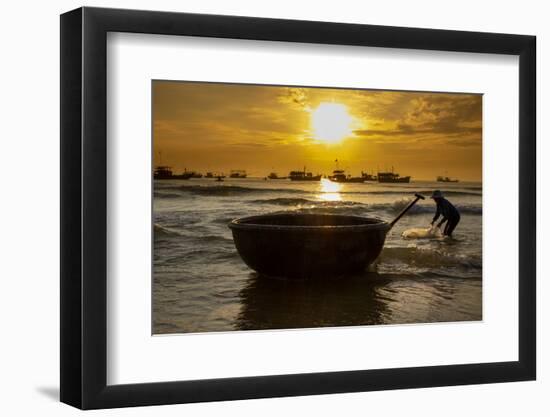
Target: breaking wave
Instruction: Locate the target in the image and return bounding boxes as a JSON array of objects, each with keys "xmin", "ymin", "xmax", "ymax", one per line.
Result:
[
  {"xmin": 344, "ymin": 189, "xmax": 481, "ymax": 197},
  {"xmin": 154, "ymin": 223, "xmax": 180, "ymax": 237},
  {"xmin": 380, "ymin": 246, "xmax": 482, "ymax": 270},
  {"xmin": 252, "ymin": 197, "xmax": 365, "ymax": 207},
  {"xmin": 252, "ymin": 197, "xmax": 314, "ymax": 205},
  {"xmin": 154, "ymin": 191, "xmax": 183, "ymax": 199},
  {"xmin": 173, "ymin": 185, "xmax": 302, "ymax": 196},
  {"xmin": 371, "ymin": 198, "xmax": 482, "ymax": 215},
  {"xmin": 250, "ymin": 196, "xmax": 481, "ymax": 215},
  {"xmin": 157, "ymin": 184, "xmax": 481, "ymax": 197}
]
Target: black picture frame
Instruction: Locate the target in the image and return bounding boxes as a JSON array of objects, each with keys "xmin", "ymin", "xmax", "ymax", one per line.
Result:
[{"xmin": 60, "ymin": 6, "xmax": 536, "ymax": 410}]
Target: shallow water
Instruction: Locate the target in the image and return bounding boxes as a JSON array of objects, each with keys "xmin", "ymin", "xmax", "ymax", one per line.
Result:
[{"xmin": 153, "ymin": 178, "xmax": 482, "ymax": 334}]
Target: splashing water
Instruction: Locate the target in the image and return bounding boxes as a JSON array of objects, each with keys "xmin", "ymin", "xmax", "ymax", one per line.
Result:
[{"xmin": 402, "ymin": 225, "xmax": 443, "ymax": 239}]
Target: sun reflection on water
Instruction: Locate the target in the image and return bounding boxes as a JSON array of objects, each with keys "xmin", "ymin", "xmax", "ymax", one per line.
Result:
[{"xmin": 318, "ymin": 178, "xmax": 342, "ymax": 201}]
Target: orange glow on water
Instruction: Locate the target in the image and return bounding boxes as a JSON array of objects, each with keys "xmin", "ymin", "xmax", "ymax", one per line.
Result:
[{"xmin": 318, "ymin": 178, "xmax": 342, "ymax": 201}]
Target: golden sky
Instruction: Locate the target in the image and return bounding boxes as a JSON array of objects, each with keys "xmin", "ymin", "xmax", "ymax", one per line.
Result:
[{"xmin": 153, "ymin": 81, "xmax": 482, "ymax": 181}]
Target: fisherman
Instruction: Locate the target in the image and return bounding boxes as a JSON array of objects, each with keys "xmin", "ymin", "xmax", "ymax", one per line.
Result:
[{"xmin": 430, "ymin": 190, "xmax": 460, "ymax": 237}]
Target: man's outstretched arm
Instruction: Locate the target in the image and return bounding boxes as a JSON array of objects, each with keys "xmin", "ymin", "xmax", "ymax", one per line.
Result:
[{"xmin": 431, "ymin": 204, "xmax": 441, "ymax": 225}]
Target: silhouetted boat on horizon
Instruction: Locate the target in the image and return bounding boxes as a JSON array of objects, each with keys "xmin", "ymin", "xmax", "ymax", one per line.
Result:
[
  {"xmin": 174, "ymin": 169, "xmax": 195, "ymax": 180},
  {"xmin": 361, "ymin": 171, "xmax": 377, "ymax": 181},
  {"xmin": 289, "ymin": 167, "xmax": 322, "ymax": 181},
  {"xmin": 437, "ymin": 175, "xmax": 459, "ymax": 183},
  {"xmin": 377, "ymin": 168, "xmax": 410, "ymax": 183},
  {"xmin": 328, "ymin": 169, "xmax": 365, "ymax": 183},
  {"xmin": 153, "ymin": 166, "xmax": 173, "ymax": 180},
  {"xmin": 153, "ymin": 166, "xmax": 196, "ymax": 180}
]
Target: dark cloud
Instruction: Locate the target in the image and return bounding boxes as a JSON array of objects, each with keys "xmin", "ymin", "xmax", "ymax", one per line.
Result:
[
  {"xmin": 354, "ymin": 93, "xmax": 481, "ymax": 143},
  {"xmin": 277, "ymin": 88, "xmax": 310, "ymax": 110}
]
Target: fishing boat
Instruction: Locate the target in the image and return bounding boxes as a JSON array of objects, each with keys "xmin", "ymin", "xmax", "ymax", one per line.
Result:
[
  {"xmin": 205, "ymin": 172, "xmax": 214, "ymax": 178},
  {"xmin": 361, "ymin": 171, "xmax": 377, "ymax": 181},
  {"xmin": 229, "ymin": 194, "xmax": 424, "ymax": 279},
  {"xmin": 377, "ymin": 168, "xmax": 411, "ymax": 183},
  {"xmin": 328, "ymin": 169, "xmax": 365, "ymax": 183},
  {"xmin": 173, "ymin": 169, "xmax": 194, "ymax": 180},
  {"xmin": 153, "ymin": 166, "xmax": 173, "ymax": 180},
  {"xmin": 288, "ymin": 167, "xmax": 322, "ymax": 181},
  {"xmin": 154, "ymin": 151, "xmax": 173, "ymax": 179},
  {"xmin": 437, "ymin": 176, "xmax": 459, "ymax": 183},
  {"xmin": 328, "ymin": 160, "xmax": 364, "ymax": 183}
]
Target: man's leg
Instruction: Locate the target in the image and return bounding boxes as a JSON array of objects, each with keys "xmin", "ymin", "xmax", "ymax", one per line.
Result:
[{"xmin": 445, "ymin": 216, "xmax": 460, "ymax": 237}]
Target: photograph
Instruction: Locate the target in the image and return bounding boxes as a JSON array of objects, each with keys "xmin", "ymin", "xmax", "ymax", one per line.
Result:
[
  {"xmin": 52, "ymin": 3, "xmax": 540, "ymax": 411},
  {"xmin": 152, "ymin": 81, "xmax": 483, "ymax": 334}
]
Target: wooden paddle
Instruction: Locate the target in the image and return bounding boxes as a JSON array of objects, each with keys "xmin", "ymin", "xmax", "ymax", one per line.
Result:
[{"xmin": 389, "ymin": 193, "xmax": 425, "ymax": 229}]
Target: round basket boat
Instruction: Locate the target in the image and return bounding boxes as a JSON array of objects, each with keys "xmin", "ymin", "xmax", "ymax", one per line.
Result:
[{"xmin": 228, "ymin": 213, "xmax": 390, "ymax": 279}]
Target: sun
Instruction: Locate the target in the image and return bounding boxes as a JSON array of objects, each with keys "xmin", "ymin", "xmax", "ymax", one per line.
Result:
[{"xmin": 311, "ymin": 102, "xmax": 353, "ymax": 144}]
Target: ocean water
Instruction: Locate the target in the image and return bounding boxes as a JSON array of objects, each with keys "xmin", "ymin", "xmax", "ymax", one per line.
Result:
[{"xmin": 153, "ymin": 178, "xmax": 482, "ymax": 334}]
